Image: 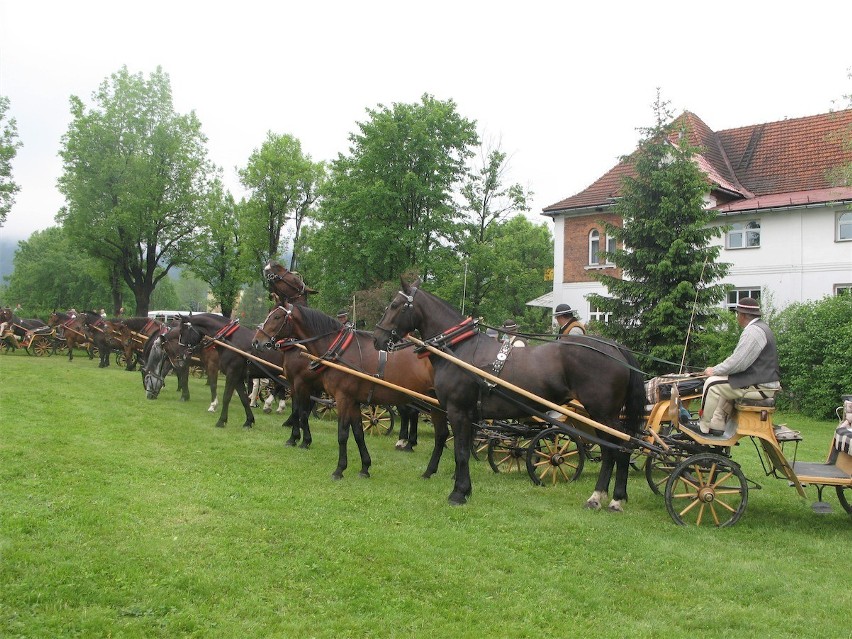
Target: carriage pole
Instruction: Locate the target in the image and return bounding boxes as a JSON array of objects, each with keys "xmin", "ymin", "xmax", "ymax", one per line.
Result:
[
  {"xmin": 207, "ymin": 337, "xmax": 285, "ymax": 373},
  {"xmin": 405, "ymin": 335, "xmax": 632, "ymax": 442}
]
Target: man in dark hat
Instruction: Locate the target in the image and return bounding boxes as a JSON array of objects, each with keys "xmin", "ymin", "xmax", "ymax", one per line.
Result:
[
  {"xmin": 500, "ymin": 318, "xmax": 526, "ymax": 347},
  {"xmin": 686, "ymin": 297, "xmax": 781, "ymax": 435},
  {"xmin": 336, "ymin": 309, "xmax": 350, "ymax": 325},
  {"xmin": 553, "ymin": 303, "xmax": 585, "ymax": 336}
]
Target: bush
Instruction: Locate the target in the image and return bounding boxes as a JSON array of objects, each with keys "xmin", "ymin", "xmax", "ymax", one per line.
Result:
[{"xmin": 774, "ymin": 294, "xmax": 852, "ymax": 418}]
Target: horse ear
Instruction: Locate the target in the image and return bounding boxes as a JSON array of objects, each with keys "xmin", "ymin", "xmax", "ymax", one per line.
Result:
[{"xmin": 305, "ymin": 285, "xmax": 319, "ymax": 295}]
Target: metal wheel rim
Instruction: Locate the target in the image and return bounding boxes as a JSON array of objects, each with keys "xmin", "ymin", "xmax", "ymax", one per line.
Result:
[{"xmin": 837, "ymin": 486, "xmax": 851, "ymax": 515}]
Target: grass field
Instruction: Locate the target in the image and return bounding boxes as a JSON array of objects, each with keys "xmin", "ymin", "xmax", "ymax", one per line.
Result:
[{"xmin": 1, "ymin": 351, "xmax": 849, "ymax": 638}]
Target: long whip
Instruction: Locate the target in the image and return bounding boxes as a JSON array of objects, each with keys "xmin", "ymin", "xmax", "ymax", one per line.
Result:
[{"xmin": 680, "ymin": 254, "xmax": 709, "ymax": 374}]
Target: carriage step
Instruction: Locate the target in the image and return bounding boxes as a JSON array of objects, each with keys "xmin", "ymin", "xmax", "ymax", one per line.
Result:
[{"xmin": 811, "ymin": 501, "xmax": 833, "ymax": 514}]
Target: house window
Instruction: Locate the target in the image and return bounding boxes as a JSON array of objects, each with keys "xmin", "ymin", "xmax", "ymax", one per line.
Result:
[
  {"xmin": 835, "ymin": 284, "xmax": 852, "ymax": 296},
  {"xmin": 727, "ymin": 220, "xmax": 761, "ymax": 249},
  {"xmin": 589, "ymin": 230, "xmax": 600, "ymax": 265},
  {"xmin": 726, "ymin": 288, "xmax": 761, "ymax": 311},
  {"xmin": 589, "ymin": 302, "xmax": 611, "ymax": 323},
  {"xmin": 838, "ymin": 212, "xmax": 852, "ymax": 241},
  {"xmin": 604, "ymin": 234, "xmax": 616, "ymax": 264}
]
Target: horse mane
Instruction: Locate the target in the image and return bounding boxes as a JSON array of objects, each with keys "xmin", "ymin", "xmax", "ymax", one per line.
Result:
[
  {"xmin": 294, "ymin": 305, "xmax": 342, "ymax": 336},
  {"xmin": 419, "ymin": 286, "xmax": 464, "ymax": 320}
]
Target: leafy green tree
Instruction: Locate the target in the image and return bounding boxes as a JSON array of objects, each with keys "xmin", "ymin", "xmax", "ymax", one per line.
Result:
[
  {"xmin": 0, "ymin": 95, "xmax": 23, "ymax": 228},
  {"xmin": 239, "ymin": 132, "xmax": 324, "ymax": 273},
  {"xmin": 774, "ymin": 294, "xmax": 852, "ymax": 418},
  {"xmin": 174, "ymin": 272, "xmax": 210, "ymax": 313},
  {"xmin": 588, "ymin": 93, "xmax": 729, "ymax": 375},
  {"xmin": 2, "ymin": 227, "xmax": 118, "ymax": 316},
  {"xmin": 828, "ymin": 67, "xmax": 852, "ymax": 188},
  {"xmin": 435, "ymin": 141, "xmax": 534, "ymax": 322},
  {"xmin": 187, "ymin": 180, "xmax": 245, "ymax": 317},
  {"xmin": 303, "ymin": 94, "xmax": 478, "ymax": 306},
  {"xmin": 149, "ymin": 275, "xmax": 181, "ymax": 311},
  {"xmin": 57, "ymin": 66, "xmax": 213, "ymax": 316}
]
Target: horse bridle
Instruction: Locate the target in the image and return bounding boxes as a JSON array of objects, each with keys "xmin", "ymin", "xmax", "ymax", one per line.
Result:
[
  {"xmin": 264, "ymin": 269, "xmax": 307, "ymax": 302},
  {"xmin": 375, "ymin": 287, "xmax": 418, "ymax": 347},
  {"xmin": 178, "ymin": 322, "xmax": 203, "ymax": 349},
  {"xmin": 255, "ymin": 305, "xmax": 292, "ymax": 346}
]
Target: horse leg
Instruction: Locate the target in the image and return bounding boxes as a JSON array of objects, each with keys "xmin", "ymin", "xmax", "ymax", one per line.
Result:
[
  {"xmin": 299, "ymin": 398, "xmax": 314, "ymax": 449},
  {"xmin": 178, "ymin": 367, "xmax": 190, "ymax": 402},
  {"xmin": 216, "ymin": 375, "xmax": 237, "ymax": 428},
  {"xmin": 396, "ymin": 409, "xmax": 410, "ymax": 450},
  {"xmin": 207, "ymin": 372, "xmax": 218, "ymax": 413},
  {"xmin": 235, "ymin": 377, "xmax": 255, "ymax": 429},
  {"xmin": 586, "ymin": 447, "xmax": 616, "ymax": 510},
  {"xmin": 607, "ymin": 449, "xmax": 631, "ymax": 513},
  {"xmin": 332, "ymin": 412, "xmax": 351, "ymax": 480},
  {"xmin": 350, "ymin": 407, "xmax": 372, "ymax": 478},
  {"xmin": 447, "ymin": 409, "xmax": 474, "ymax": 504},
  {"xmin": 423, "ymin": 410, "xmax": 448, "ymax": 479},
  {"xmin": 249, "ymin": 378, "xmax": 261, "ymax": 408}
]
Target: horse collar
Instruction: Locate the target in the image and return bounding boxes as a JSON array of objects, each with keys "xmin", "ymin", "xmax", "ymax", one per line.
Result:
[{"xmin": 418, "ymin": 317, "xmax": 478, "ymax": 356}]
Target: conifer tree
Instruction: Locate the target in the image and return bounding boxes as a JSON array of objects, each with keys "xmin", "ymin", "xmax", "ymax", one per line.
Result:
[{"xmin": 588, "ymin": 94, "xmax": 729, "ymax": 374}]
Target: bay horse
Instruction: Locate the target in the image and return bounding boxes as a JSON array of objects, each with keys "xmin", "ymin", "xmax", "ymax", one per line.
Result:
[
  {"xmin": 178, "ymin": 313, "xmax": 285, "ymax": 429},
  {"xmin": 262, "ymin": 260, "xmax": 425, "ymax": 452},
  {"xmin": 373, "ymin": 279, "xmax": 646, "ymax": 510},
  {"xmin": 0, "ymin": 308, "xmax": 48, "ymax": 352},
  {"xmin": 114, "ymin": 316, "xmax": 168, "ymax": 371},
  {"xmin": 78, "ymin": 311, "xmax": 112, "ymax": 368},
  {"xmin": 252, "ymin": 303, "xmax": 447, "ymax": 480},
  {"xmin": 48, "ymin": 310, "xmax": 94, "ymax": 361}
]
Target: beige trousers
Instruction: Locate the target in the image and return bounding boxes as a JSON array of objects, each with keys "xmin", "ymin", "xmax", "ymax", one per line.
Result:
[{"xmin": 699, "ymin": 376, "xmax": 776, "ymax": 432}]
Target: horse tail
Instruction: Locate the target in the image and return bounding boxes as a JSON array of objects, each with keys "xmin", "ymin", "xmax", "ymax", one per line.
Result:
[{"xmin": 620, "ymin": 348, "xmax": 646, "ymax": 436}]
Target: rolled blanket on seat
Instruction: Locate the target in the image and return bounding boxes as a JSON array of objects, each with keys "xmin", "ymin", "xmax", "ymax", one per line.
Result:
[{"xmin": 834, "ymin": 425, "xmax": 852, "ymax": 455}]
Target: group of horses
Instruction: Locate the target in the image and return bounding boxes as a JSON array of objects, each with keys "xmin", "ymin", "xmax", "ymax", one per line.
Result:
[{"xmin": 12, "ymin": 261, "xmax": 647, "ymax": 513}]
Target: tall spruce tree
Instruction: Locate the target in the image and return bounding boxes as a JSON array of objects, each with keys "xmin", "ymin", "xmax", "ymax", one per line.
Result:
[{"xmin": 588, "ymin": 94, "xmax": 729, "ymax": 374}]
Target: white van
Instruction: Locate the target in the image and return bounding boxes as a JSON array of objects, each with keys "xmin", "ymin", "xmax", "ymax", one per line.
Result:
[{"xmin": 147, "ymin": 310, "xmax": 187, "ymax": 324}]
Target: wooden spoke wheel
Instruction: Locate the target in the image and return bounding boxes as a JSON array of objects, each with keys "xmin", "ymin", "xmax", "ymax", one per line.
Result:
[
  {"xmin": 52, "ymin": 340, "xmax": 69, "ymax": 356},
  {"xmin": 487, "ymin": 436, "xmax": 533, "ymax": 474},
  {"xmin": 115, "ymin": 351, "xmax": 137, "ymax": 367},
  {"xmin": 312, "ymin": 395, "xmax": 338, "ymax": 421},
  {"xmin": 190, "ymin": 365, "xmax": 206, "ymax": 379},
  {"xmin": 665, "ymin": 453, "xmax": 748, "ymax": 527},
  {"xmin": 30, "ymin": 335, "xmax": 53, "ymax": 357},
  {"xmin": 644, "ymin": 453, "xmax": 683, "ymax": 496},
  {"xmin": 837, "ymin": 486, "xmax": 851, "ymax": 515},
  {"xmin": 526, "ymin": 427, "xmax": 585, "ymax": 486},
  {"xmin": 0, "ymin": 340, "xmax": 14, "ymax": 354},
  {"xmin": 361, "ymin": 404, "xmax": 395, "ymax": 436}
]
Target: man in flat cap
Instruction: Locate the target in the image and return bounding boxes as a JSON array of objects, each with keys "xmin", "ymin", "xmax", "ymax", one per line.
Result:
[{"xmin": 686, "ymin": 297, "xmax": 781, "ymax": 435}]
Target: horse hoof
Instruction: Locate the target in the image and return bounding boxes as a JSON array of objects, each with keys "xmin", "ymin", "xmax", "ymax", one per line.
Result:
[
  {"xmin": 359, "ymin": 471, "xmax": 370, "ymax": 478},
  {"xmin": 395, "ymin": 439, "xmax": 407, "ymax": 449},
  {"xmin": 262, "ymin": 407, "xmax": 271, "ymax": 414},
  {"xmin": 180, "ymin": 397, "xmax": 188, "ymax": 402},
  {"xmin": 607, "ymin": 500, "xmax": 625, "ymax": 513},
  {"xmin": 421, "ymin": 472, "xmax": 433, "ymax": 480},
  {"xmin": 215, "ymin": 423, "xmax": 225, "ymax": 428},
  {"xmin": 584, "ymin": 499, "xmax": 601, "ymax": 510},
  {"xmin": 299, "ymin": 442, "xmax": 311, "ymax": 450},
  {"xmin": 284, "ymin": 439, "xmax": 297, "ymax": 447},
  {"xmin": 243, "ymin": 424, "xmax": 253, "ymax": 429},
  {"xmin": 331, "ymin": 472, "xmax": 343, "ymax": 481},
  {"xmin": 448, "ymin": 492, "xmax": 467, "ymax": 506},
  {"xmin": 401, "ymin": 444, "xmax": 415, "ymax": 453}
]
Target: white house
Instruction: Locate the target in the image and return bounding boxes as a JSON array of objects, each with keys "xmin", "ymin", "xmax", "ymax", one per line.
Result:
[{"xmin": 538, "ymin": 109, "xmax": 852, "ymax": 320}]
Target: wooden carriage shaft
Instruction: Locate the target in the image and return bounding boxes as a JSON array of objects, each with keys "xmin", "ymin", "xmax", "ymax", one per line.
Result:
[{"xmin": 406, "ymin": 336, "xmax": 631, "ymax": 442}]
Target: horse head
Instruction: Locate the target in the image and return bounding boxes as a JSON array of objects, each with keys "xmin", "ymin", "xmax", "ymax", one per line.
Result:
[
  {"xmin": 373, "ymin": 277, "xmax": 422, "ymax": 351},
  {"xmin": 177, "ymin": 314, "xmax": 203, "ymax": 350},
  {"xmin": 252, "ymin": 304, "xmax": 293, "ymax": 351},
  {"xmin": 262, "ymin": 261, "xmax": 318, "ymax": 304},
  {"xmin": 143, "ymin": 334, "xmax": 168, "ymax": 399}
]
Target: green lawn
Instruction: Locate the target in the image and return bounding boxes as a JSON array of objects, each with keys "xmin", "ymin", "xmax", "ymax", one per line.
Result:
[{"xmin": 1, "ymin": 352, "xmax": 849, "ymax": 638}]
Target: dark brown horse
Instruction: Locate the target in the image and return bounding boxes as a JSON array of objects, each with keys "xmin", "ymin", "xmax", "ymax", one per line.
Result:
[
  {"xmin": 48, "ymin": 311, "xmax": 94, "ymax": 361},
  {"xmin": 114, "ymin": 316, "xmax": 167, "ymax": 371},
  {"xmin": 373, "ymin": 280, "xmax": 646, "ymax": 509},
  {"xmin": 178, "ymin": 313, "xmax": 285, "ymax": 429},
  {"xmin": 252, "ymin": 303, "xmax": 447, "ymax": 480}
]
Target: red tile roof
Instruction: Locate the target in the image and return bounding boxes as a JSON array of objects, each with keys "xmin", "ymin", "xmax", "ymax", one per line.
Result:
[{"xmin": 543, "ymin": 109, "xmax": 852, "ymax": 214}]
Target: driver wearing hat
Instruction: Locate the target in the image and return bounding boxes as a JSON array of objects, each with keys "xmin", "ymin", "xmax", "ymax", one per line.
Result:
[
  {"xmin": 553, "ymin": 303, "xmax": 585, "ymax": 337},
  {"xmin": 686, "ymin": 297, "xmax": 781, "ymax": 435}
]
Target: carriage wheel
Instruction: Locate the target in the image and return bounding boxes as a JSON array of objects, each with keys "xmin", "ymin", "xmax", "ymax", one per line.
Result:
[
  {"xmin": 312, "ymin": 395, "xmax": 338, "ymax": 421},
  {"xmin": 837, "ymin": 486, "xmax": 851, "ymax": 515},
  {"xmin": 0, "ymin": 340, "xmax": 13, "ymax": 354},
  {"xmin": 487, "ymin": 436, "xmax": 532, "ymax": 474},
  {"xmin": 53, "ymin": 340, "xmax": 69, "ymax": 356},
  {"xmin": 526, "ymin": 427, "xmax": 585, "ymax": 486},
  {"xmin": 644, "ymin": 453, "xmax": 683, "ymax": 496},
  {"xmin": 665, "ymin": 453, "xmax": 748, "ymax": 527},
  {"xmin": 190, "ymin": 365, "xmax": 205, "ymax": 379},
  {"xmin": 361, "ymin": 405, "xmax": 395, "ymax": 436},
  {"xmin": 31, "ymin": 336, "xmax": 53, "ymax": 357}
]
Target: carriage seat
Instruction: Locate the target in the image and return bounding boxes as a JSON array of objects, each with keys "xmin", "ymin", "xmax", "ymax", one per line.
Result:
[
  {"xmin": 835, "ymin": 425, "xmax": 852, "ymax": 455},
  {"xmin": 773, "ymin": 423, "xmax": 802, "ymax": 442}
]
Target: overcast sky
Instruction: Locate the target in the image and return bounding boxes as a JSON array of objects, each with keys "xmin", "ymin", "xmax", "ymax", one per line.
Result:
[{"xmin": 1, "ymin": 1, "xmax": 850, "ymax": 242}]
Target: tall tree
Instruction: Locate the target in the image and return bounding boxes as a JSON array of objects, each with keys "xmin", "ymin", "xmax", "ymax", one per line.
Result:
[
  {"xmin": 239, "ymin": 132, "xmax": 324, "ymax": 273},
  {"xmin": 188, "ymin": 180, "xmax": 246, "ymax": 318},
  {"xmin": 57, "ymin": 66, "xmax": 213, "ymax": 316},
  {"xmin": 0, "ymin": 95, "xmax": 23, "ymax": 228},
  {"xmin": 828, "ymin": 67, "xmax": 852, "ymax": 188},
  {"xmin": 442, "ymin": 140, "xmax": 533, "ymax": 321},
  {"xmin": 588, "ymin": 93, "xmax": 729, "ymax": 374},
  {"xmin": 3, "ymin": 226, "xmax": 117, "ymax": 316},
  {"xmin": 303, "ymin": 94, "xmax": 478, "ymax": 305}
]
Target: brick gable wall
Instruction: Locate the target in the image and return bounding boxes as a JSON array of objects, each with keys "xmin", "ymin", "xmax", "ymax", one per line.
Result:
[{"xmin": 562, "ymin": 213, "xmax": 623, "ymax": 282}]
